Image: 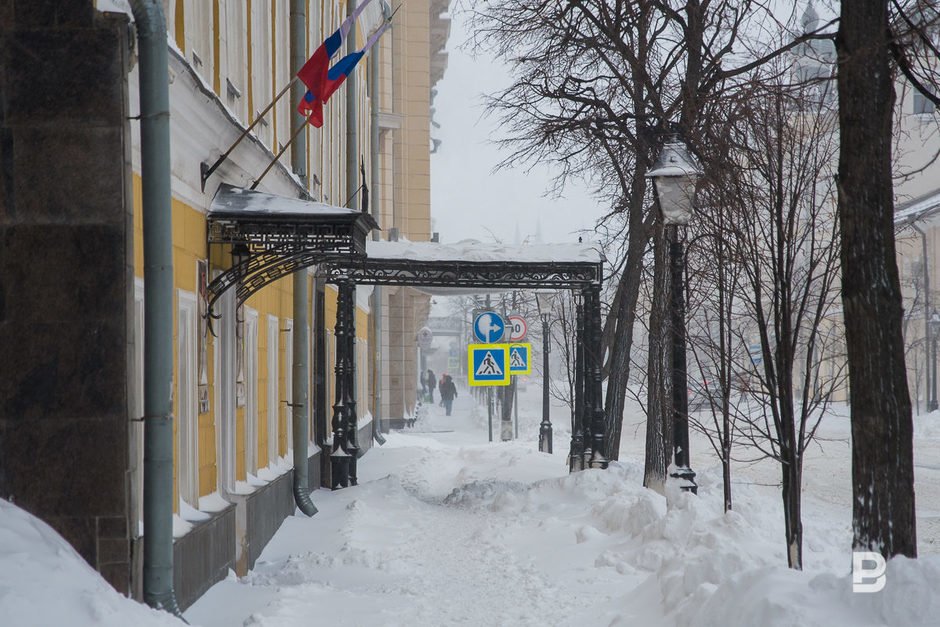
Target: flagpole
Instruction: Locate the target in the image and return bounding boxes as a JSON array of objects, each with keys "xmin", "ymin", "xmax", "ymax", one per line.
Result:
[
  {"xmin": 201, "ymin": 76, "xmax": 299, "ymax": 190},
  {"xmin": 250, "ymin": 120, "xmax": 308, "ymax": 190}
]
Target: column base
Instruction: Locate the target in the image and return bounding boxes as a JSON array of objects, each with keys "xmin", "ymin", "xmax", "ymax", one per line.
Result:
[
  {"xmin": 538, "ymin": 424, "xmax": 553, "ymax": 454},
  {"xmin": 330, "ymin": 453, "xmax": 350, "ymax": 490}
]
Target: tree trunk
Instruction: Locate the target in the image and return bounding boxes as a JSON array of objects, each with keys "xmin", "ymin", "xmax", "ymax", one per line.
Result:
[
  {"xmin": 645, "ymin": 220, "xmax": 672, "ymax": 493},
  {"xmin": 837, "ymin": 1, "xmax": 917, "ymax": 558},
  {"xmin": 781, "ymin": 448, "xmax": 803, "ymax": 569},
  {"xmin": 604, "ymin": 224, "xmax": 649, "ymax": 459}
]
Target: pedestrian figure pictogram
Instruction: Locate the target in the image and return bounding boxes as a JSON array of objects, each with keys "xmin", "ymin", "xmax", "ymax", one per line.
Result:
[
  {"xmin": 468, "ymin": 344, "xmax": 511, "ymax": 386},
  {"xmin": 508, "ymin": 343, "xmax": 532, "ymax": 375},
  {"xmin": 477, "ymin": 351, "xmax": 503, "ymax": 376}
]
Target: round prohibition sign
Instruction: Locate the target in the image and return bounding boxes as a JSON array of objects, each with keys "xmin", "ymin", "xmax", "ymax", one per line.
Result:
[{"xmin": 507, "ymin": 315, "xmax": 528, "ymax": 342}]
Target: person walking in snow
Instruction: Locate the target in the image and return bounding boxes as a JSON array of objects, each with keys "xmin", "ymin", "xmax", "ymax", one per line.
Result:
[
  {"xmin": 439, "ymin": 374, "xmax": 457, "ymax": 416},
  {"xmin": 426, "ymin": 368, "xmax": 437, "ymax": 403}
]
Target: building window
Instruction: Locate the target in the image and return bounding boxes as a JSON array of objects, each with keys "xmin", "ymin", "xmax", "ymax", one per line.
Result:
[
  {"xmin": 267, "ymin": 315, "xmax": 280, "ymax": 466},
  {"xmin": 214, "ymin": 285, "xmax": 236, "ymax": 495},
  {"xmin": 914, "ymin": 88, "xmax": 937, "ymax": 115},
  {"xmin": 358, "ymin": 341, "xmax": 369, "ymax": 419},
  {"xmin": 245, "ymin": 308, "xmax": 259, "ymax": 475},
  {"xmin": 178, "ymin": 290, "xmax": 200, "ymax": 507},
  {"xmin": 274, "ymin": 0, "xmax": 291, "ymax": 160},
  {"xmin": 185, "ymin": 0, "xmax": 214, "ymax": 87},
  {"xmin": 250, "ymin": 0, "xmax": 274, "ymax": 147},
  {"xmin": 131, "ymin": 280, "xmax": 145, "ymax": 537},
  {"xmin": 284, "ymin": 319, "xmax": 294, "ymax": 453},
  {"xmin": 221, "ymin": 0, "xmax": 248, "ymax": 121}
]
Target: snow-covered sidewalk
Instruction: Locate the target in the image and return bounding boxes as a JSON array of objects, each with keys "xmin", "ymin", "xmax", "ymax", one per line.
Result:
[
  {"xmin": 183, "ymin": 390, "xmax": 940, "ymax": 626},
  {"xmin": 3, "ymin": 385, "xmax": 940, "ymax": 626}
]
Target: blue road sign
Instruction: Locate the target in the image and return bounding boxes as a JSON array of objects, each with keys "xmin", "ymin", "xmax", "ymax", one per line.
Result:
[
  {"xmin": 509, "ymin": 343, "xmax": 532, "ymax": 375},
  {"xmin": 468, "ymin": 343, "xmax": 510, "ymax": 386},
  {"xmin": 472, "ymin": 311, "xmax": 505, "ymax": 343}
]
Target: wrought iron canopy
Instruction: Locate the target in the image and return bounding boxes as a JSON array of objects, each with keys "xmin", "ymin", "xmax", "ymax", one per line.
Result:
[
  {"xmin": 319, "ymin": 256, "xmax": 602, "ymax": 290},
  {"xmin": 318, "ymin": 240, "xmax": 602, "ymax": 289},
  {"xmin": 206, "ymin": 184, "xmax": 378, "ymax": 307}
]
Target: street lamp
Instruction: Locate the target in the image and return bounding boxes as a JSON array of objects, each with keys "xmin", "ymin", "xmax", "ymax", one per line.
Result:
[
  {"xmin": 535, "ymin": 291, "xmax": 555, "ymax": 453},
  {"xmin": 930, "ymin": 310, "xmax": 940, "ymax": 411},
  {"xmin": 647, "ymin": 140, "xmax": 702, "ymax": 493}
]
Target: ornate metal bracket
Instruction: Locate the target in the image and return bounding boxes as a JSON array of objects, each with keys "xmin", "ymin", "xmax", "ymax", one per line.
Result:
[{"xmin": 204, "ymin": 184, "xmax": 377, "ymax": 311}]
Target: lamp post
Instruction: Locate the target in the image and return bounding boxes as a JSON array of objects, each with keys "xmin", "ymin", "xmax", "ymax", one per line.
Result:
[
  {"xmin": 535, "ymin": 291, "xmax": 555, "ymax": 453},
  {"xmin": 930, "ymin": 310, "xmax": 940, "ymax": 411},
  {"xmin": 647, "ymin": 140, "xmax": 701, "ymax": 494}
]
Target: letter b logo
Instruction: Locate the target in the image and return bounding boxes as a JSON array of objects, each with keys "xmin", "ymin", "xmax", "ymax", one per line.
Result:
[{"xmin": 852, "ymin": 552, "xmax": 887, "ymax": 593}]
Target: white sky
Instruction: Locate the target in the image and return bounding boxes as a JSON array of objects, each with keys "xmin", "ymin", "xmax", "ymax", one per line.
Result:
[{"xmin": 429, "ymin": 5, "xmax": 605, "ymax": 246}]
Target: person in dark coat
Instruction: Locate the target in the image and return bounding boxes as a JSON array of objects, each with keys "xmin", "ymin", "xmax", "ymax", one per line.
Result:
[
  {"xmin": 426, "ymin": 368, "xmax": 437, "ymax": 403},
  {"xmin": 439, "ymin": 374, "xmax": 457, "ymax": 416}
]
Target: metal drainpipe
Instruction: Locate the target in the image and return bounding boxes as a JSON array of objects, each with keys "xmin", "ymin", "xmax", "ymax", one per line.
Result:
[
  {"xmin": 130, "ymin": 0, "xmax": 183, "ymax": 616},
  {"xmin": 369, "ymin": 42, "xmax": 386, "ymax": 442},
  {"xmin": 346, "ymin": 0, "xmax": 359, "ymax": 212},
  {"xmin": 290, "ymin": 0, "xmax": 317, "ymax": 516}
]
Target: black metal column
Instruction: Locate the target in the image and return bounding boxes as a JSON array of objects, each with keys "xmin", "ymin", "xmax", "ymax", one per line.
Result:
[
  {"xmin": 342, "ymin": 279, "xmax": 360, "ymax": 486},
  {"xmin": 539, "ymin": 313, "xmax": 553, "ymax": 454},
  {"xmin": 330, "ymin": 278, "xmax": 351, "ymax": 489},
  {"xmin": 668, "ymin": 226, "xmax": 697, "ymax": 492},
  {"xmin": 570, "ymin": 295, "xmax": 585, "ymax": 472},
  {"xmin": 586, "ymin": 285, "xmax": 608, "ymax": 469}
]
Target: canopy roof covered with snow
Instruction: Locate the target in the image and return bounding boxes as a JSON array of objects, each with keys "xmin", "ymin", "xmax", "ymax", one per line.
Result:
[
  {"xmin": 366, "ymin": 239, "xmax": 603, "ymax": 264},
  {"xmin": 895, "ymin": 187, "xmax": 940, "ymax": 227}
]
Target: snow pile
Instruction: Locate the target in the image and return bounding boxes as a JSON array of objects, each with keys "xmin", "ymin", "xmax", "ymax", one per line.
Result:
[
  {"xmin": 0, "ymin": 499, "xmax": 184, "ymax": 627},
  {"xmin": 185, "ymin": 389, "xmax": 940, "ymax": 626}
]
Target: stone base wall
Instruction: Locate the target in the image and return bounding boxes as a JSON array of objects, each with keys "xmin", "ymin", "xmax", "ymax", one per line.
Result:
[
  {"xmin": 174, "ymin": 505, "xmax": 237, "ymax": 611},
  {"xmin": 0, "ymin": 4, "xmax": 133, "ymax": 594}
]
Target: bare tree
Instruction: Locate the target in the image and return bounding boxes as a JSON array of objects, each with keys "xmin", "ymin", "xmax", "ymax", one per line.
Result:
[
  {"xmin": 469, "ymin": 0, "xmax": 793, "ymax": 470},
  {"xmin": 710, "ymin": 68, "xmax": 844, "ymax": 568}
]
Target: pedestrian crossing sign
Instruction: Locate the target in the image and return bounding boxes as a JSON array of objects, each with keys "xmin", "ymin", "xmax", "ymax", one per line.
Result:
[
  {"xmin": 508, "ymin": 343, "xmax": 532, "ymax": 375},
  {"xmin": 468, "ymin": 344, "xmax": 511, "ymax": 387}
]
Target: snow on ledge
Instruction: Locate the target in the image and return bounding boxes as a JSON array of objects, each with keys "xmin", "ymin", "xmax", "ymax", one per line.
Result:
[{"xmin": 366, "ymin": 238, "xmax": 603, "ymax": 264}]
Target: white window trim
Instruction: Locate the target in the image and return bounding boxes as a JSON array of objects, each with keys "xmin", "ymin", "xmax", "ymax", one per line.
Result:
[
  {"xmin": 131, "ymin": 279, "xmax": 145, "ymax": 537},
  {"xmin": 284, "ymin": 319, "xmax": 294, "ymax": 453},
  {"xmin": 267, "ymin": 315, "xmax": 280, "ymax": 465},
  {"xmin": 274, "ymin": 0, "xmax": 291, "ymax": 156},
  {"xmin": 178, "ymin": 290, "xmax": 200, "ymax": 508},
  {"xmin": 250, "ymin": 0, "xmax": 274, "ymax": 147},
  {"xmin": 245, "ymin": 308, "xmax": 259, "ymax": 475},
  {"xmin": 185, "ymin": 0, "xmax": 214, "ymax": 87},
  {"xmin": 221, "ymin": 0, "xmax": 248, "ymax": 121},
  {"xmin": 216, "ymin": 286, "xmax": 237, "ymax": 495}
]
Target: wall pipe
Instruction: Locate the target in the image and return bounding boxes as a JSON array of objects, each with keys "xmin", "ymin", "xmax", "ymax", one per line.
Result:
[
  {"xmin": 346, "ymin": 0, "xmax": 359, "ymax": 212},
  {"xmin": 130, "ymin": 0, "xmax": 183, "ymax": 616},
  {"xmin": 369, "ymin": 34, "xmax": 386, "ymax": 443},
  {"xmin": 290, "ymin": 0, "xmax": 317, "ymax": 516}
]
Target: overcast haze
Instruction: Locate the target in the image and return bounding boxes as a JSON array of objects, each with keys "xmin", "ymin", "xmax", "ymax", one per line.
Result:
[{"xmin": 430, "ymin": 5, "xmax": 605, "ymax": 246}]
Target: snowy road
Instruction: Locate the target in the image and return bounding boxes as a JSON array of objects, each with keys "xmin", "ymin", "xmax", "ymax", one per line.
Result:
[{"xmin": 184, "ymin": 386, "xmax": 940, "ymax": 626}]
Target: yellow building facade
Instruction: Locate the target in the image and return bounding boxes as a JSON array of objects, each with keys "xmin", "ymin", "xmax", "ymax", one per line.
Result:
[{"xmin": 122, "ymin": 0, "xmax": 447, "ymax": 607}]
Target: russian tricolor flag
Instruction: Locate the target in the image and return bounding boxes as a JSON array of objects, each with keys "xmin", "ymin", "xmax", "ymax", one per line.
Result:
[{"xmin": 297, "ymin": 0, "xmax": 389, "ymax": 128}]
